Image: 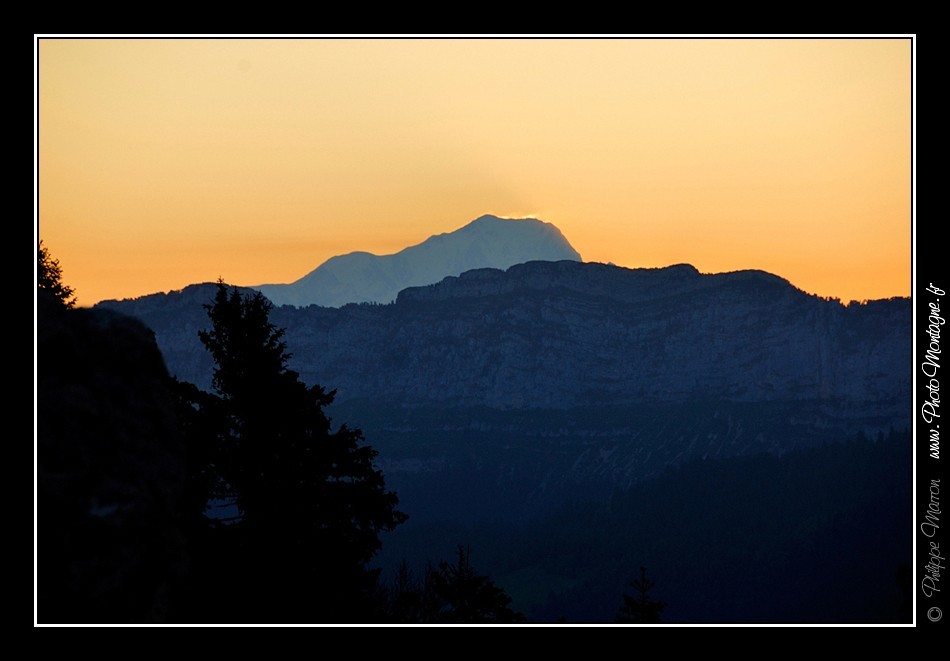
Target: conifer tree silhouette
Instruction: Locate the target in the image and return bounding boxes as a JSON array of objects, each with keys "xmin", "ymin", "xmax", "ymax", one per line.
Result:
[
  {"xmin": 382, "ymin": 548, "xmax": 524, "ymax": 623},
  {"xmin": 194, "ymin": 281, "xmax": 406, "ymax": 622},
  {"xmin": 429, "ymin": 546, "xmax": 525, "ymax": 623},
  {"xmin": 37, "ymin": 241, "xmax": 75, "ymax": 308},
  {"xmin": 617, "ymin": 566, "xmax": 667, "ymax": 623}
]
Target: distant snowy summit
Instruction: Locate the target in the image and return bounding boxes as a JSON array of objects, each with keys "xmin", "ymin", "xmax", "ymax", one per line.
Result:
[{"xmin": 252, "ymin": 214, "xmax": 582, "ymax": 308}]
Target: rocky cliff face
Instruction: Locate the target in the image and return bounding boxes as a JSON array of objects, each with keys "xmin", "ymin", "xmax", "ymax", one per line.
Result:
[
  {"xmin": 98, "ymin": 260, "xmax": 910, "ymax": 520},
  {"xmin": 265, "ymin": 261, "xmax": 908, "ymax": 412}
]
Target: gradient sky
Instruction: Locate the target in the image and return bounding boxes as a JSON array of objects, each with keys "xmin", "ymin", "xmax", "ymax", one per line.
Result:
[{"xmin": 38, "ymin": 38, "xmax": 912, "ymax": 305}]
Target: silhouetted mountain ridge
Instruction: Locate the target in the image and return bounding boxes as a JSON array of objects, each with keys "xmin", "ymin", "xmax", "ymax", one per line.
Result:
[
  {"xmin": 395, "ymin": 261, "xmax": 793, "ymax": 306},
  {"xmin": 99, "ymin": 259, "xmax": 909, "ymax": 515},
  {"xmin": 92, "ymin": 258, "xmax": 910, "ymax": 622},
  {"xmin": 252, "ymin": 215, "xmax": 582, "ymax": 307}
]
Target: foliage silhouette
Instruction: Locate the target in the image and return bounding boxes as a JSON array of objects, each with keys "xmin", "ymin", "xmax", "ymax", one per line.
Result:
[
  {"xmin": 37, "ymin": 240, "xmax": 75, "ymax": 308},
  {"xmin": 616, "ymin": 566, "xmax": 667, "ymax": 623},
  {"xmin": 185, "ymin": 281, "xmax": 407, "ymax": 622},
  {"xmin": 383, "ymin": 560, "xmax": 442, "ymax": 623},
  {"xmin": 430, "ymin": 546, "xmax": 525, "ymax": 623},
  {"xmin": 383, "ymin": 547, "xmax": 524, "ymax": 623}
]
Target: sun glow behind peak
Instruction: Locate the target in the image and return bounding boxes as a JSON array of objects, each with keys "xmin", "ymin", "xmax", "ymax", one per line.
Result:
[
  {"xmin": 491, "ymin": 214, "xmax": 541, "ymax": 220},
  {"xmin": 38, "ymin": 38, "xmax": 910, "ymax": 305}
]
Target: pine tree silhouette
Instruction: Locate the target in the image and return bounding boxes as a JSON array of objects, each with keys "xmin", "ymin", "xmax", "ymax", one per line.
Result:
[
  {"xmin": 37, "ymin": 241, "xmax": 75, "ymax": 308},
  {"xmin": 382, "ymin": 548, "xmax": 524, "ymax": 623},
  {"xmin": 192, "ymin": 281, "xmax": 406, "ymax": 622},
  {"xmin": 429, "ymin": 546, "xmax": 525, "ymax": 623},
  {"xmin": 617, "ymin": 566, "xmax": 667, "ymax": 623}
]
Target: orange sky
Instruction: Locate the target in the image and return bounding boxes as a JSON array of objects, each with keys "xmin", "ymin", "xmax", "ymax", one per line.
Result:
[{"xmin": 37, "ymin": 38, "xmax": 912, "ymax": 305}]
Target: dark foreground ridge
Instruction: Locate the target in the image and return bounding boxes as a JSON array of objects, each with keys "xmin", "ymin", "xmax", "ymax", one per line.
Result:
[{"xmin": 38, "ymin": 293, "xmax": 186, "ymax": 622}]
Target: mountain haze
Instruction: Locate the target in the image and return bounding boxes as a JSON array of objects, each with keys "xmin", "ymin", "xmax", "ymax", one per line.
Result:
[
  {"xmin": 99, "ymin": 260, "xmax": 910, "ymax": 509},
  {"xmin": 252, "ymin": 215, "xmax": 582, "ymax": 307},
  {"xmin": 97, "ymin": 259, "xmax": 912, "ymax": 621}
]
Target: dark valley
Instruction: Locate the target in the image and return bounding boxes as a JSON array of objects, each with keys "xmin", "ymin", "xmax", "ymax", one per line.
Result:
[{"xmin": 96, "ymin": 257, "xmax": 912, "ymax": 622}]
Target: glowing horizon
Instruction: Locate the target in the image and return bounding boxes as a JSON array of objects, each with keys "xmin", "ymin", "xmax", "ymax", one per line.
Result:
[{"xmin": 38, "ymin": 38, "xmax": 912, "ymax": 305}]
